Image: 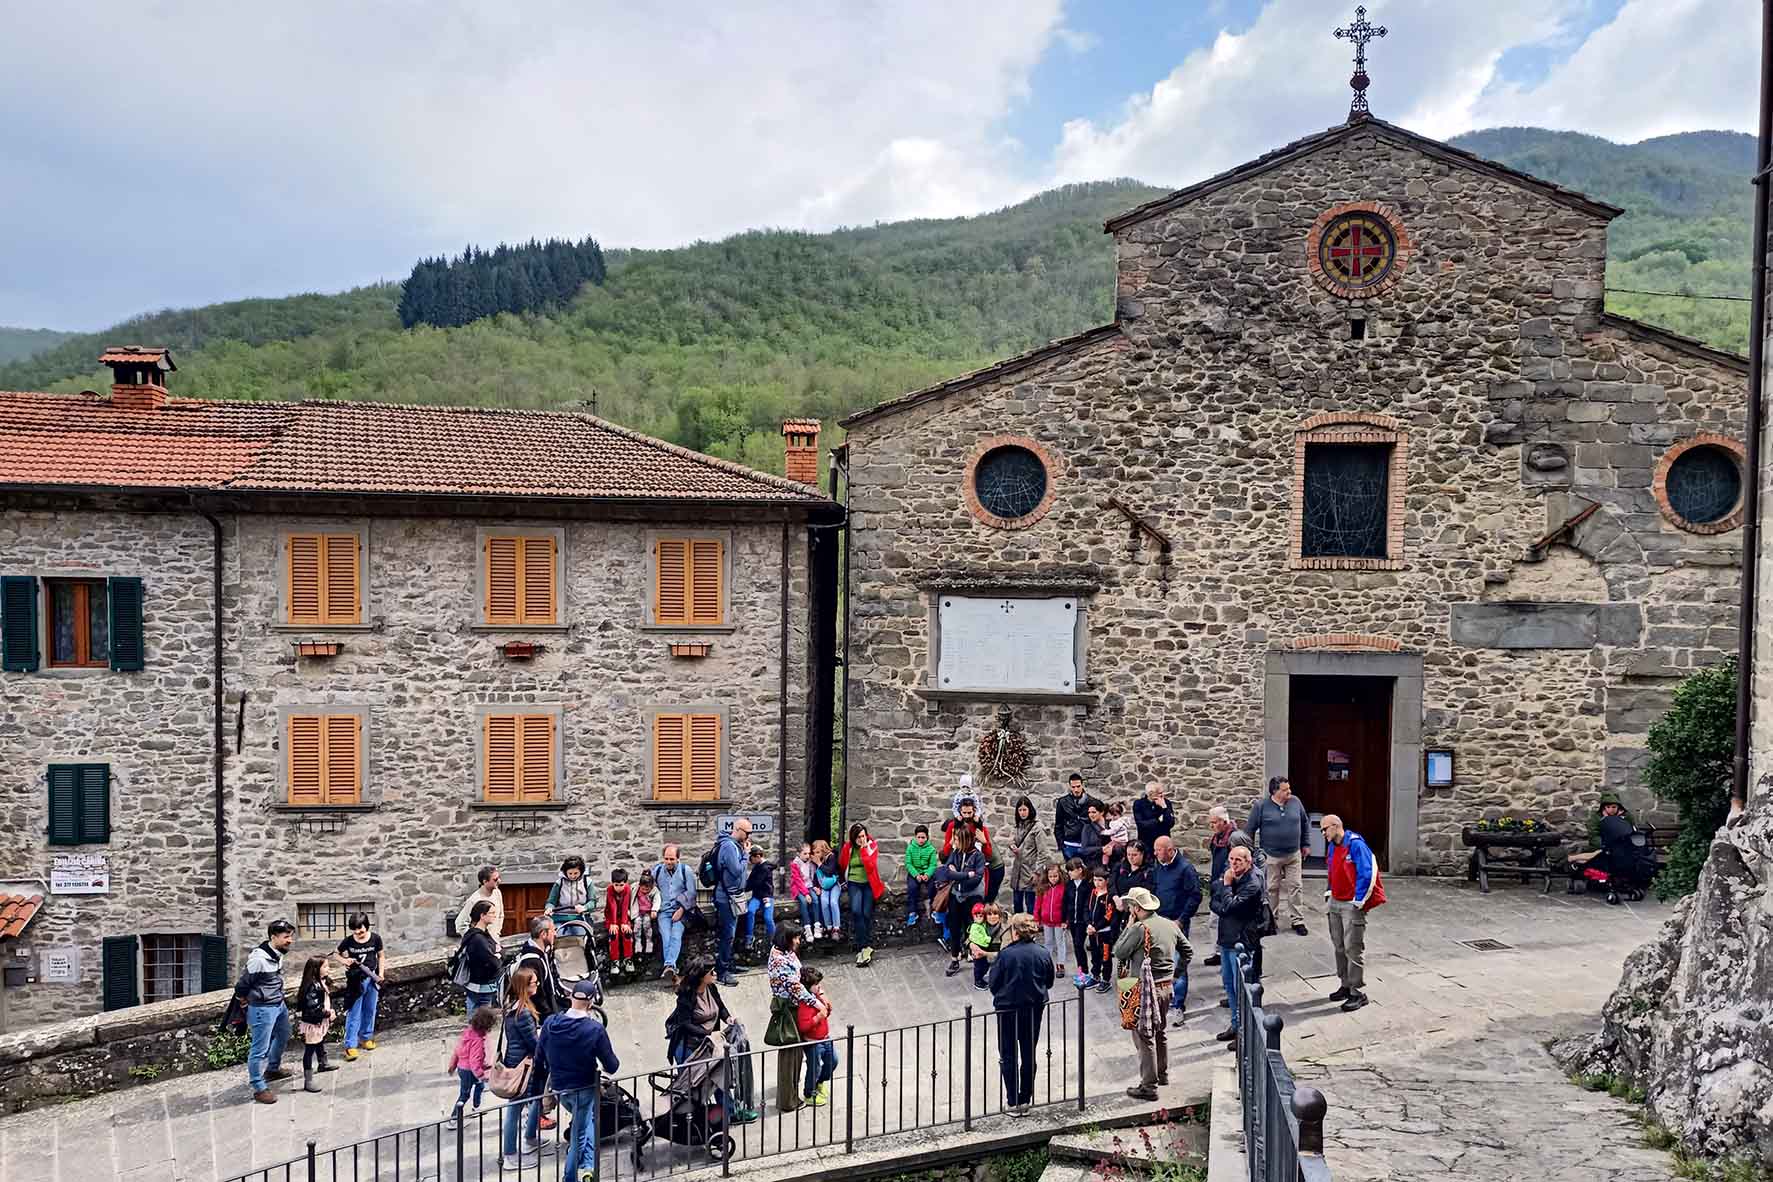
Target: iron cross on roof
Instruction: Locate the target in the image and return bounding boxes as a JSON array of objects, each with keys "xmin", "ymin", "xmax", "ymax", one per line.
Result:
[{"xmin": 1334, "ymin": 6, "xmax": 1388, "ymax": 122}]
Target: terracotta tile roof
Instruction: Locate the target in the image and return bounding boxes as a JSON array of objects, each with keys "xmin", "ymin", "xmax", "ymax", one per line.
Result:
[
  {"xmin": 0, "ymin": 391, "xmax": 827, "ymax": 505},
  {"xmin": 98, "ymin": 345, "xmax": 175, "ymax": 369},
  {"xmin": 0, "ymin": 894, "xmax": 43, "ymax": 941}
]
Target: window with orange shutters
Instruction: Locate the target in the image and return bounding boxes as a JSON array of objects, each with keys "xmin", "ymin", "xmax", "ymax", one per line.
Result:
[
  {"xmin": 286, "ymin": 713, "xmax": 362, "ymax": 805},
  {"xmin": 286, "ymin": 533, "xmax": 361, "ymax": 626},
  {"xmin": 653, "ymin": 711, "xmax": 722, "ymax": 801},
  {"xmin": 654, "ymin": 537, "xmax": 723, "ymax": 626},
  {"xmin": 484, "ymin": 535, "xmax": 557, "ymax": 626},
  {"xmin": 484, "ymin": 713, "xmax": 557, "ymax": 803}
]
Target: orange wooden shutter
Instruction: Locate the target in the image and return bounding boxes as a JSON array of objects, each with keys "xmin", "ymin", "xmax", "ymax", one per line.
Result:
[
  {"xmin": 485, "ymin": 714, "xmax": 518, "ymax": 802},
  {"xmin": 519, "ymin": 537, "xmax": 556, "ymax": 625},
  {"xmin": 288, "ymin": 535, "xmax": 322, "ymax": 626},
  {"xmin": 653, "ymin": 713, "xmax": 687, "ymax": 800},
  {"xmin": 287, "ymin": 715, "xmax": 324, "ymax": 804},
  {"xmin": 689, "ymin": 540, "xmax": 722, "ymax": 625},
  {"xmin": 321, "ymin": 534, "xmax": 361, "ymax": 625},
  {"xmin": 656, "ymin": 540, "xmax": 688, "ymax": 625},
  {"xmin": 486, "ymin": 538, "xmax": 519, "ymax": 625},
  {"xmin": 687, "ymin": 713, "xmax": 721, "ymax": 800},
  {"xmin": 322, "ymin": 714, "xmax": 362, "ymax": 804},
  {"xmin": 518, "ymin": 714, "xmax": 554, "ymax": 801}
]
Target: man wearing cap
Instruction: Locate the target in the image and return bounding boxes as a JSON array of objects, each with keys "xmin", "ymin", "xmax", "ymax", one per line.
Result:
[
  {"xmin": 536, "ymin": 978, "xmax": 621, "ymax": 1182},
  {"xmin": 1320, "ymin": 814, "xmax": 1382, "ymax": 1013},
  {"xmin": 1112, "ymin": 886, "xmax": 1186, "ymax": 1100}
]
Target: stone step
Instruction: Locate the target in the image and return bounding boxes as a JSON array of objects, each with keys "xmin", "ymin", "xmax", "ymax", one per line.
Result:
[{"xmin": 1048, "ymin": 1113, "xmax": 1210, "ymax": 1173}]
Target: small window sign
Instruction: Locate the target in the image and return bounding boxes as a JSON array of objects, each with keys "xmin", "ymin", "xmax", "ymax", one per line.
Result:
[{"xmin": 1425, "ymin": 748, "xmax": 1455, "ymax": 788}]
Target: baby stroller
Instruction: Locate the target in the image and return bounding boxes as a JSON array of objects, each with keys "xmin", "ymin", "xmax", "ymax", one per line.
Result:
[
  {"xmin": 647, "ymin": 1031, "xmax": 737, "ymax": 1161},
  {"xmin": 555, "ymin": 919, "xmax": 607, "ymax": 1019},
  {"xmin": 598, "ymin": 1076, "xmax": 653, "ymax": 1168}
]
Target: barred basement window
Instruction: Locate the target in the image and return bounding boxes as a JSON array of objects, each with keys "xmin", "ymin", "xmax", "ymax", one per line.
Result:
[
  {"xmin": 140, "ymin": 935, "xmax": 204, "ymax": 1004},
  {"xmin": 1302, "ymin": 443, "xmax": 1392, "ymax": 559},
  {"xmin": 298, "ymin": 902, "xmax": 377, "ymax": 942},
  {"xmin": 1665, "ymin": 445, "xmax": 1741, "ymax": 527}
]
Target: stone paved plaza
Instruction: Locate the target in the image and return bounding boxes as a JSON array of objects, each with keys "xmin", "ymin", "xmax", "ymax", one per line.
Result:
[{"xmin": 0, "ymin": 879, "xmax": 1681, "ymax": 1182}]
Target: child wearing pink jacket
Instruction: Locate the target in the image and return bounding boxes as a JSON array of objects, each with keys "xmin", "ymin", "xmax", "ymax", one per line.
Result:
[
  {"xmin": 790, "ymin": 842, "xmax": 817, "ymax": 934},
  {"xmin": 444, "ymin": 1005, "xmax": 497, "ymax": 1129}
]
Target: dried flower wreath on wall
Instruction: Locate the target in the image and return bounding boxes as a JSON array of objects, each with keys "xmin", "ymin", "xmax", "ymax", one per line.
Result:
[{"xmin": 977, "ymin": 705, "xmax": 1031, "ymax": 788}]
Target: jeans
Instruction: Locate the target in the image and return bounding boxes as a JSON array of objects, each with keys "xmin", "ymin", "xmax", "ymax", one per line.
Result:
[
  {"xmin": 1220, "ymin": 946, "xmax": 1241, "ymax": 1029},
  {"xmin": 1171, "ymin": 920, "xmax": 1191, "ymax": 1011},
  {"xmin": 745, "ymin": 896, "xmax": 776, "ymax": 944},
  {"xmin": 816, "ymin": 884, "xmax": 842, "ymax": 929},
  {"xmin": 658, "ymin": 907, "xmax": 686, "ymax": 970},
  {"xmin": 560, "ymin": 1085, "xmax": 599, "ymax": 1181},
  {"xmin": 502, "ymin": 1088, "xmax": 542, "ymax": 1156},
  {"xmin": 905, "ymin": 876, "xmax": 930, "ymax": 919},
  {"xmin": 1012, "ymin": 888, "xmax": 1036, "ymax": 915},
  {"xmin": 846, "ymin": 882, "xmax": 875, "ymax": 949},
  {"xmin": 1061, "ymin": 842, "xmax": 1082, "ymax": 861},
  {"xmin": 714, "ymin": 892, "xmax": 738, "ymax": 977},
  {"xmin": 245, "ymin": 1003, "xmax": 290, "ymax": 1093},
  {"xmin": 802, "ymin": 1039, "xmax": 837, "ymax": 1096},
  {"xmin": 464, "ymin": 986, "xmax": 498, "ymax": 1014},
  {"xmin": 795, "ymin": 896, "xmax": 814, "ymax": 929},
  {"xmin": 452, "ymin": 1067, "xmax": 485, "ymax": 1114},
  {"xmin": 344, "ymin": 978, "xmax": 379, "ymax": 1049},
  {"xmin": 995, "ymin": 1006, "xmax": 1044, "ymax": 1106}
]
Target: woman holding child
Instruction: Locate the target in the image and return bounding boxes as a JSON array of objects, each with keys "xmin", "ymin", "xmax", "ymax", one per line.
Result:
[
  {"xmin": 766, "ymin": 923, "xmax": 821, "ymax": 1113},
  {"xmin": 938, "ymin": 824, "xmax": 987, "ymax": 977}
]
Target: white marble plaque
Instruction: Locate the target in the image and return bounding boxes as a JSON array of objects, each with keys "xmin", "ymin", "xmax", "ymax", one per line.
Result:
[{"xmin": 937, "ymin": 596, "xmax": 1077, "ymax": 692}]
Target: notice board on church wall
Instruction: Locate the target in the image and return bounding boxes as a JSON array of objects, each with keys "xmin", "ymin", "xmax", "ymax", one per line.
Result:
[{"xmin": 936, "ymin": 596, "xmax": 1079, "ymax": 692}]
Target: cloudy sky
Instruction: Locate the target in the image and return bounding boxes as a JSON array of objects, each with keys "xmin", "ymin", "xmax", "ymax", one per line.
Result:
[{"xmin": 2, "ymin": 0, "xmax": 1758, "ymax": 330}]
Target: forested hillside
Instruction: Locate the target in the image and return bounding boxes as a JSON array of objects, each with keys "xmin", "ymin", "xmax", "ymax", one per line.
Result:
[
  {"xmin": 0, "ymin": 327, "xmax": 75, "ymax": 365},
  {"xmin": 1, "ymin": 127, "xmax": 1754, "ymax": 476}
]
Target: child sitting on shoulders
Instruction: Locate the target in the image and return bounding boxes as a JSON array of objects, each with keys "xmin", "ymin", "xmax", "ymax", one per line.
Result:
[{"xmin": 1105, "ymin": 802, "xmax": 1130, "ymax": 863}]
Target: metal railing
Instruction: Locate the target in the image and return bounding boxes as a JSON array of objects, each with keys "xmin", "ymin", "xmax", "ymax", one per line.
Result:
[
  {"xmin": 1231, "ymin": 944, "xmax": 1330, "ymax": 1182},
  {"xmin": 224, "ymin": 988, "xmax": 1086, "ymax": 1182}
]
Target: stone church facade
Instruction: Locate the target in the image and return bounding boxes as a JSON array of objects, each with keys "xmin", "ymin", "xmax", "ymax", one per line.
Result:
[{"xmin": 839, "ymin": 117, "xmax": 1748, "ymax": 876}]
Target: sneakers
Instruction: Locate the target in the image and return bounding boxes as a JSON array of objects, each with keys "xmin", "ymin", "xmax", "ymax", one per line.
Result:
[
  {"xmin": 252, "ymin": 1089, "xmax": 276, "ymax": 1104},
  {"xmin": 1214, "ymin": 1027, "xmax": 1237, "ymax": 1043},
  {"xmin": 1170, "ymin": 1012, "xmax": 1188, "ymax": 1028},
  {"xmin": 444, "ymin": 1114, "xmax": 461, "ymax": 1131},
  {"xmin": 857, "ymin": 946, "xmax": 874, "ymax": 967},
  {"xmin": 1073, "ymin": 971, "xmax": 1093, "ymax": 989},
  {"xmin": 344, "ymin": 1048, "xmax": 360, "ymax": 1061},
  {"xmin": 816, "ymin": 1082, "xmax": 829, "ymax": 1103},
  {"xmin": 500, "ymin": 1153, "xmax": 540, "ymax": 1171},
  {"xmin": 906, "ymin": 914, "xmax": 918, "ymax": 927},
  {"xmin": 945, "ymin": 960, "xmax": 962, "ymax": 977},
  {"xmin": 1340, "ymin": 991, "xmax": 1369, "ymax": 1012},
  {"xmin": 1292, "ymin": 922, "xmax": 1309, "ymax": 936},
  {"xmin": 810, "ymin": 923, "xmax": 822, "ymax": 940},
  {"xmin": 806, "ymin": 1088, "xmax": 828, "ymax": 1107},
  {"xmin": 1203, "ymin": 953, "xmax": 1221, "ymax": 967},
  {"xmin": 538, "ymin": 1115, "xmax": 557, "ymax": 1131},
  {"xmin": 1327, "ymin": 986, "xmax": 1350, "ymax": 1002},
  {"xmin": 1092, "ymin": 980, "xmax": 1111, "ymax": 995},
  {"xmin": 521, "ymin": 1137, "xmax": 555, "ymax": 1156},
  {"xmin": 733, "ymin": 1107, "xmax": 761, "ymax": 1124},
  {"xmin": 974, "ymin": 980, "xmax": 989, "ymax": 991},
  {"xmin": 1055, "ymin": 963, "xmax": 1066, "ymax": 976},
  {"xmin": 361, "ymin": 1039, "xmax": 378, "ymax": 1050}
]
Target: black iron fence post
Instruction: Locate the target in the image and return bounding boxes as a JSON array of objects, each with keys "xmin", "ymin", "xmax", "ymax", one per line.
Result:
[
  {"xmin": 454, "ymin": 1108, "xmax": 465, "ymax": 1182},
  {"xmin": 1294, "ymin": 1085, "xmax": 1328, "ymax": 1154},
  {"xmin": 306, "ymin": 1140, "xmax": 316, "ymax": 1182},
  {"xmin": 844, "ymin": 1024, "xmax": 856, "ymax": 1154},
  {"xmin": 721, "ymin": 1048, "xmax": 734, "ymax": 1178},
  {"xmin": 963, "ymin": 1005, "xmax": 974, "ymax": 1131},
  {"xmin": 1075, "ymin": 983, "xmax": 1086, "ymax": 1111}
]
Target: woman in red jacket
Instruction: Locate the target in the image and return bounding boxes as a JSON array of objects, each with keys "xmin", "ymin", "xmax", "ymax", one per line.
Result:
[{"xmin": 838, "ymin": 823, "xmax": 886, "ymax": 967}]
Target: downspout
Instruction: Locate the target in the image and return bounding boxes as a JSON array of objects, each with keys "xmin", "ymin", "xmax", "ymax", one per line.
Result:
[
  {"xmin": 1733, "ymin": 0, "xmax": 1773, "ymax": 811},
  {"xmin": 197, "ymin": 506, "xmax": 227, "ymax": 938},
  {"xmin": 834, "ymin": 447, "xmax": 852, "ymax": 839},
  {"xmin": 778, "ymin": 517, "xmax": 791, "ymax": 870}
]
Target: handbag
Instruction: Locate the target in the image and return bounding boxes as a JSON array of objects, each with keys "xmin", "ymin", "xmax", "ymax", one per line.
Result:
[
  {"xmin": 764, "ymin": 995, "xmax": 800, "ymax": 1047},
  {"xmin": 931, "ymin": 882, "xmax": 953, "ymax": 913},
  {"xmin": 1116, "ymin": 926, "xmax": 1151, "ymax": 1031},
  {"xmin": 1255, "ymin": 899, "xmax": 1279, "ymax": 939},
  {"xmin": 486, "ymin": 1017, "xmax": 533, "ymax": 1100}
]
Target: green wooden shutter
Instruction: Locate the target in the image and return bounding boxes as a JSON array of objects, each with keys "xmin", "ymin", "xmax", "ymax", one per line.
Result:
[
  {"xmin": 47, "ymin": 765, "xmax": 80, "ymax": 845},
  {"xmin": 200, "ymin": 935, "xmax": 229, "ymax": 992},
  {"xmin": 101, "ymin": 935, "xmax": 140, "ymax": 1011},
  {"xmin": 1, "ymin": 576, "xmax": 39, "ymax": 672},
  {"xmin": 78, "ymin": 764, "xmax": 110, "ymax": 843},
  {"xmin": 108, "ymin": 577, "xmax": 144, "ymax": 672}
]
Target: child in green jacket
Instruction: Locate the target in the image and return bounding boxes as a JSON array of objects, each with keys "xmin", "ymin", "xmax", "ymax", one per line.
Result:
[{"xmin": 904, "ymin": 824, "xmax": 939, "ymax": 927}]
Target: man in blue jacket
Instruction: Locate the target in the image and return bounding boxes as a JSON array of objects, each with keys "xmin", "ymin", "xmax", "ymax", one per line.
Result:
[
  {"xmin": 714, "ymin": 818, "xmax": 752, "ymax": 986},
  {"xmin": 1148, "ymin": 836, "xmax": 1201, "ymax": 1027},
  {"xmin": 1320, "ymin": 814, "xmax": 1382, "ymax": 1013},
  {"xmin": 536, "ymin": 978, "xmax": 621, "ymax": 1182}
]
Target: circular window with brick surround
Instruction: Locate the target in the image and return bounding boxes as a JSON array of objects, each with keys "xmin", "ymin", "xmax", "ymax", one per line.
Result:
[
  {"xmin": 1306, "ymin": 202, "xmax": 1412, "ymax": 301},
  {"xmin": 964, "ymin": 436, "xmax": 1057, "ymax": 529},
  {"xmin": 1655, "ymin": 434, "xmax": 1746, "ymax": 534}
]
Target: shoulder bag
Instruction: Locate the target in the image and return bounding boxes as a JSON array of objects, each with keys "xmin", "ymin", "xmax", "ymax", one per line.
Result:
[
  {"xmin": 486, "ymin": 1015, "xmax": 533, "ymax": 1100},
  {"xmin": 1117, "ymin": 925, "xmax": 1151, "ymax": 1031},
  {"xmin": 764, "ymin": 995, "xmax": 801, "ymax": 1047}
]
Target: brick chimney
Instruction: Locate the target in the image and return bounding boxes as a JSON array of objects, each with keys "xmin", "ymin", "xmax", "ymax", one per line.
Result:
[
  {"xmin": 782, "ymin": 419, "xmax": 821, "ymax": 485},
  {"xmin": 100, "ymin": 346, "xmax": 175, "ymax": 411}
]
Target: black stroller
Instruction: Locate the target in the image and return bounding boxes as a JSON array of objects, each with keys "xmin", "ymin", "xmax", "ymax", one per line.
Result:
[
  {"xmin": 647, "ymin": 1030, "xmax": 739, "ymax": 1161},
  {"xmin": 598, "ymin": 1076, "xmax": 654, "ymax": 1168}
]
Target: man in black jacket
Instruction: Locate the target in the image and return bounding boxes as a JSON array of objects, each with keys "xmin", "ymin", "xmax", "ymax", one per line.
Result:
[
  {"xmin": 235, "ymin": 918, "xmax": 297, "ymax": 1103},
  {"xmin": 987, "ymin": 914, "xmax": 1055, "ymax": 1115},
  {"xmin": 1052, "ymin": 774, "xmax": 1102, "ymax": 861},
  {"xmin": 512, "ymin": 916, "xmax": 567, "ymax": 1018},
  {"xmin": 1210, "ymin": 845, "xmax": 1266, "ymax": 1048}
]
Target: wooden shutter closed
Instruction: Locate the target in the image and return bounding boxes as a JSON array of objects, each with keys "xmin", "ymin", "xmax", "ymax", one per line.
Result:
[
  {"xmin": 321, "ymin": 534, "xmax": 360, "ymax": 625},
  {"xmin": 102, "ymin": 935, "xmax": 140, "ymax": 1012},
  {"xmin": 200, "ymin": 935, "xmax": 229, "ymax": 992},
  {"xmin": 485, "ymin": 714, "xmax": 519, "ymax": 802},
  {"xmin": 655, "ymin": 540, "xmax": 688, "ymax": 625},
  {"xmin": 1, "ymin": 575, "xmax": 39, "ymax": 672},
  {"xmin": 287, "ymin": 716, "xmax": 325, "ymax": 805},
  {"xmin": 689, "ymin": 541, "xmax": 722, "ymax": 625},
  {"xmin": 486, "ymin": 538, "xmax": 520, "ymax": 625},
  {"xmin": 518, "ymin": 714, "xmax": 554, "ymax": 801},
  {"xmin": 108, "ymin": 576, "xmax": 145, "ymax": 671},
  {"xmin": 687, "ymin": 714, "xmax": 721, "ymax": 800},
  {"xmin": 78, "ymin": 763, "xmax": 110, "ymax": 843},
  {"xmin": 47, "ymin": 764, "xmax": 80, "ymax": 845},
  {"xmin": 323, "ymin": 715, "xmax": 362, "ymax": 804},
  {"xmin": 288, "ymin": 535, "xmax": 323, "ymax": 625},
  {"xmin": 520, "ymin": 537, "xmax": 556, "ymax": 625},
  {"xmin": 653, "ymin": 713, "xmax": 687, "ymax": 800}
]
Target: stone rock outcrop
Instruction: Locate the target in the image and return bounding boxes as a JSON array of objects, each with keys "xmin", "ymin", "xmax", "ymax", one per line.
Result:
[{"xmin": 1555, "ymin": 795, "xmax": 1773, "ymax": 1162}]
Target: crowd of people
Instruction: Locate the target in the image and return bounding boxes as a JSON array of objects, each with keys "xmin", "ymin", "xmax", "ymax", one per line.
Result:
[{"xmin": 227, "ymin": 772, "xmax": 1388, "ymax": 1176}]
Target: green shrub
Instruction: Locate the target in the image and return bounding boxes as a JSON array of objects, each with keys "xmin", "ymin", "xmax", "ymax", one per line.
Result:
[
  {"xmin": 1644, "ymin": 657, "xmax": 1736, "ymax": 900},
  {"xmin": 204, "ymin": 1030, "xmax": 253, "ymax": 1070}
]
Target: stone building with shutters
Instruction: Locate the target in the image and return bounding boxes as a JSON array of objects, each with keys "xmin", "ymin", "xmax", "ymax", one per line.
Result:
[
  {"xmin": 836, "ymin": 114, "xmax": 1748, "ymax": 880},
  {"xmin": 0, "ymin": 348, "xmax": 839, "ymax": 1031}
]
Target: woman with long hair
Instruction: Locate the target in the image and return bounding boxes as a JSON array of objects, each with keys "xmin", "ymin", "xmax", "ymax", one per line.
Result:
[
  {"xmin": 499, "ymin": 967, "xmax": 543, "ymax": 1169},
  {"xmin": 665, "ymin": 959, "xmax": 729, "ymax": 1064},
  {"xmin": 811, "ymin": 838, "xmax": 843, "ymax": 942},
  {"xmin": 937, "ymin": 823, "xmax": 987, "ymax": 975},
  {"xmin": 766, "ymin": 923, "xmax": 820, "ymax": 1113},
  {"xmin": 838, "ymin": 822, "xmax": 885, "ymax": 966},
  {"xmin": 1006, "ymin": 796, "xmax": 1049, "ymax": 915}
]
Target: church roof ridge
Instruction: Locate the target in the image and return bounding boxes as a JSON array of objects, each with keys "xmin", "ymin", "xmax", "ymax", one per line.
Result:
[
  {"xmin": 1103, "ymin": 117, "xmax": 1625, "ymax": 234},
  {"xmin": 838, "ymin": 323, "xmax": 1124, "ymax": 431},
  {"xmin": 1596, "ymin": 312, "xmax": 1750, "ymax": 373}
]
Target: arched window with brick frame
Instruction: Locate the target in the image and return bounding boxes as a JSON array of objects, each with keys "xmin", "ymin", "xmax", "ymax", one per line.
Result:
[{"xmin": 1290, "ymin": 413, "xmax": 1408, "ymax": 571}]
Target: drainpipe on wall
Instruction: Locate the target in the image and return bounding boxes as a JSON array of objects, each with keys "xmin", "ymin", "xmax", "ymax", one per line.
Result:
[
  {"xmin": 833, "ymin": 446, "xmax": 851, "ymax": 839},
  {"xmin": 196, "ymin": 506, "xmax": 227, "ymax": 939},
  {"xmin": 1733, "ymin": 0, "xmax": 1773, "ymax": 810},
  {"xmin": 779, "ymin": 517, "xmax": 791, "ymax": 870}
]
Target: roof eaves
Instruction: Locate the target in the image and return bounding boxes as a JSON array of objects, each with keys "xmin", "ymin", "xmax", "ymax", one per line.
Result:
[
  {"xmin": 568, "ymin": 410, "xmax": 832, "ymax": 502},
  {"xmin": 839, "ymin": 323, "xmax": 1123, "ymax": 431},
  {"xmin": 1597, "ymin": 312, "xmax": 1750, "ymax": 374},
  {"xmin": 1102, "ymin": 118, "xmax": 1622, "ymax": 234}
]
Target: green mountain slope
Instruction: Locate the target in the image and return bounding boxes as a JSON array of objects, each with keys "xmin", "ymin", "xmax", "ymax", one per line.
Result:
[
  {"xmin": 0, "ymin": 127, "xmax": 1753, "ymax": 475},
  {"xmin": 0, "ymin": 327, "xmax": 77, "ymax": 366}
]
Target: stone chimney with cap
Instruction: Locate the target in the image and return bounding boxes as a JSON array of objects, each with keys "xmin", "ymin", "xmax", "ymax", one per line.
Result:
[
  {"xmin": 782, "ymin": 419, "xmax": 821, "ymax": 486},
  {"xmin": 101, "ymin": 346, "xmax": 176, "ymax": 411}
]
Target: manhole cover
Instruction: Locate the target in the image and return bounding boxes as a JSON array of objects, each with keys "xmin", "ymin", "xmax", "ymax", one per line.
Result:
[{"xmin": 1457, "ymin": 938, "xmax": 1513, "ymax": 952}]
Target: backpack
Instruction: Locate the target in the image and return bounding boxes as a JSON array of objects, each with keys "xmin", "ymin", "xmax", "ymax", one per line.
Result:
[
  {"xmin": 698, "ymin": 839, "xmax": 726, "ymax": 888},
  {"xmin": 446, "ymin": 935, "xmax": 471, "ymax": 986}
]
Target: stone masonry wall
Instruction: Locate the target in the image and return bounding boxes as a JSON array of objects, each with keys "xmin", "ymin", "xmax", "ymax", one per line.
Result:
[
  {"xmin": 843, "ymin": 127, "xmax": 1745, "ymax": 877},
  {"xmin": 0, "ymin": 507, "xmax": 219, "ymax": 1031}
]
